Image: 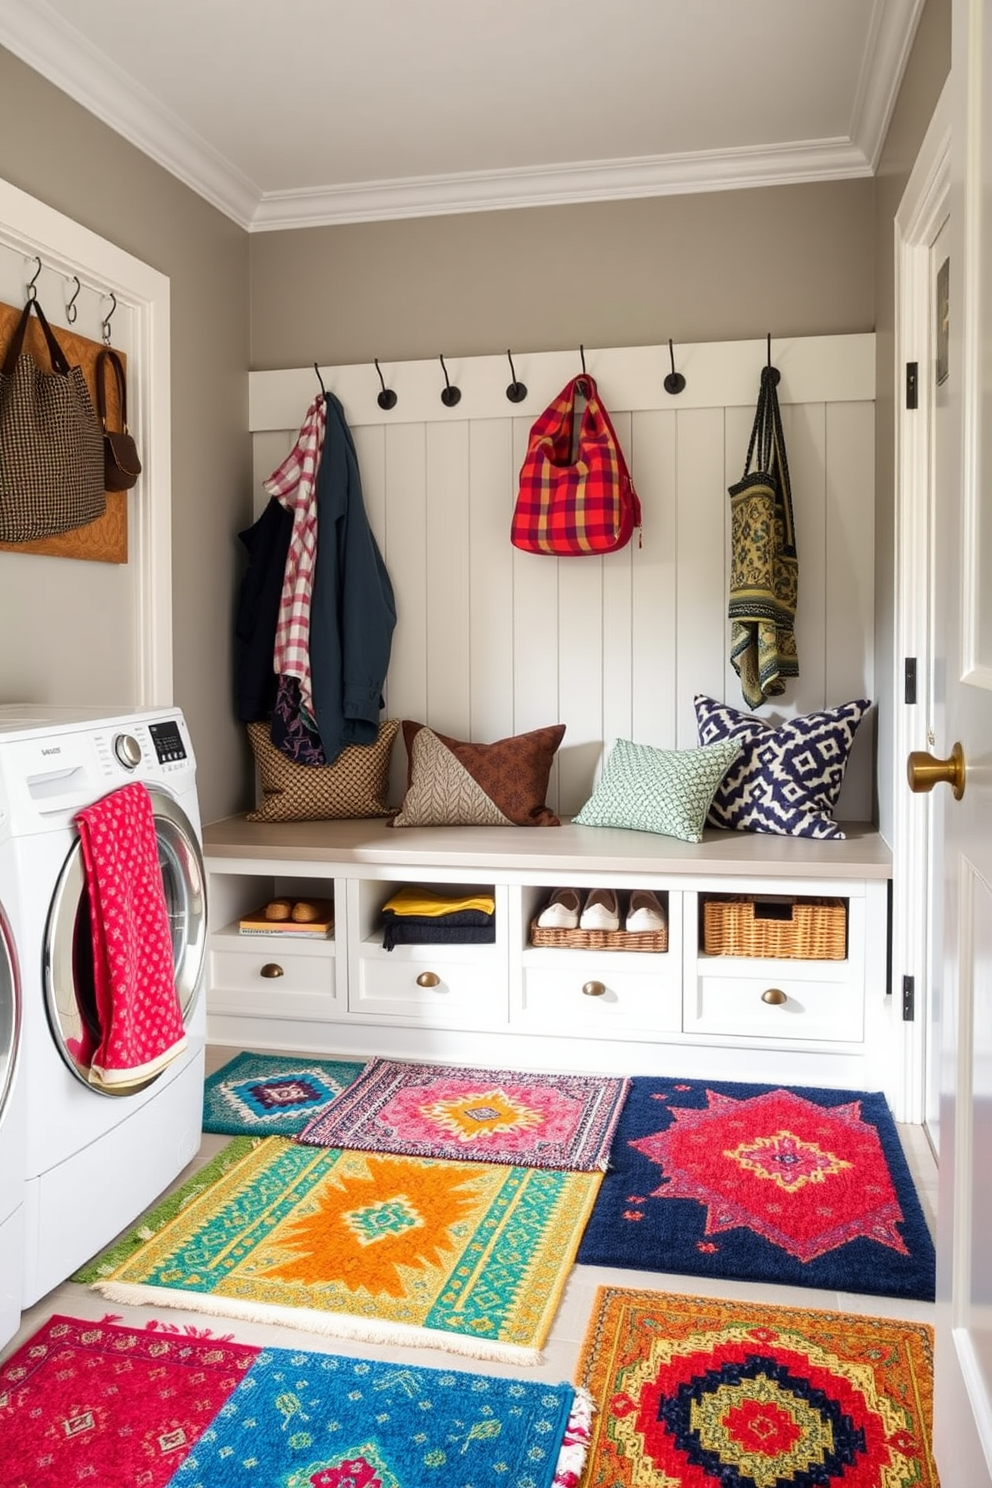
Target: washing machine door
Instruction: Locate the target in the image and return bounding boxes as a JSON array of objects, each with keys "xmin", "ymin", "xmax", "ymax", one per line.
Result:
[
  {"xmin": 0, "ymin": 905, "xmax": 19, "ymax": 1127},
  {"xmin": 44, "ymin": 786, "xmax": 206, "ymax": 1095}
]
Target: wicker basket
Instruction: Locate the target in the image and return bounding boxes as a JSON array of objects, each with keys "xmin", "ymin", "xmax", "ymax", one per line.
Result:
[
  {"xmin": 529, "ymin": 919, "xmax": 668, "ymax": 953},
  {"xmin": 702, "ymin": 896, "xmax": 847, "ymax": 960}
]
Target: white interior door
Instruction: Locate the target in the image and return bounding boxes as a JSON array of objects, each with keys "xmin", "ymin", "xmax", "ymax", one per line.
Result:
[{"xmin": 930, "ymin": 3, "xmax": 992, "ymax": 1479}]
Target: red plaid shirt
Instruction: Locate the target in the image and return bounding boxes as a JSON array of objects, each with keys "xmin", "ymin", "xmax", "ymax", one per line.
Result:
[{"xmin": 265, "ymin": 394, "xmax": 326, "ymax": 717}]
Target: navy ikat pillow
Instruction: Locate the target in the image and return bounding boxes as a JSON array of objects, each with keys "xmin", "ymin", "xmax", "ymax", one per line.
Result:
[{"xmin": 693, "ymin": 694, "xmax": 871, "ymax": 841}]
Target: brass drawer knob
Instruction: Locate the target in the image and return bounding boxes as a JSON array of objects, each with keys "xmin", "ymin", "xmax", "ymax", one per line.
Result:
[
  {"xmin": 761, "ymin": 986, "xmax": 787, "ymax": 1005},
  {"xmin": 259, "ymin": 963, "xmax": 284, "ymax": 979},
  {"xmin": 416, "ymin": 971, "xmax": 441, "ymax": 988},
  {"xmin": 582, "ymin": 980, "xmax": 607, "ymax": 997}
]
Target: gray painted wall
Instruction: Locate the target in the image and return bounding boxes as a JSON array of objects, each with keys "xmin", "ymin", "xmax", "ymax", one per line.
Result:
[{"xmin": 0, "ymin": 47, "xmax": 251, "ymax": 825}]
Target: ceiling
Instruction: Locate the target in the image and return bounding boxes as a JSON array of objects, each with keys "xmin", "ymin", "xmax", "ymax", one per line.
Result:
[{"xmin": 0, "ymin": 0, "xmax": 925, "ymax": 232}]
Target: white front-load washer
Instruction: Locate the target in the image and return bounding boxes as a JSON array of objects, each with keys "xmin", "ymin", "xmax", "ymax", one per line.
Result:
[
  {"xmin": 0, "ymin": 706, "xmax": 207, "ymax": 1307},
  {"xmin": 0, "ymin": 865, "xmax": 24, "ymax": 1350}
]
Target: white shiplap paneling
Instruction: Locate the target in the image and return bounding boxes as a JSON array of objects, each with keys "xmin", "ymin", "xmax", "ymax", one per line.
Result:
[{"xmin": 250, "ymin": 335, "xmax": 876, "ymax": 819}]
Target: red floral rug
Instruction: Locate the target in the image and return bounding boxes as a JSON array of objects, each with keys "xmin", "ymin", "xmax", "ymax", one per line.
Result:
[
  {"xmin": 576, "ymin": 1286, "xmax": 937, "ymax": 1487},
  {"xmin": 0, "ymin": 1314, "xmax": 257, "ymax": 1488}
]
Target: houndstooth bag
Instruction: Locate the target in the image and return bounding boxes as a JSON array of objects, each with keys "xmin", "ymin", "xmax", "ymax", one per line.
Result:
[{"xmin": 0, "ymin": 297, "xmax": 106, "ymax": 542}]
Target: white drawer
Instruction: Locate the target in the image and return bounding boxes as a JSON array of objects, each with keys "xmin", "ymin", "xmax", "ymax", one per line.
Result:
[
  {"xmin": 519, "ymin": 960, "xmax": 681, "ymax": 1036},
  {"xmin": 351, "ymin": 948, "xmax": 507, "ymax": 1025},
  {"xmin": 209, "ymin": 937, "xmax": 339, "ymax": 1020},
  {"xmin": 685, "ymin": 967, "xmax": 863, "ymax": 1043}
]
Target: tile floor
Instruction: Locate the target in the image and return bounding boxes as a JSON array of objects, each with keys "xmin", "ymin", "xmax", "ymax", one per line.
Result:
[{"xmin": 1, "ymin": 1045, "xmax": 940, "ymax": 1389}]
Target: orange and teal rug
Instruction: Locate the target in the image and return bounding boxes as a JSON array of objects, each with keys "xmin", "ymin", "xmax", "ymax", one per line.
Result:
[
  {"xmin": 202, "ymin": 1050, "xmax": 366, "ymax": 1136},
  {"xmin": 0, "ymin": 1314, "xmax": 591, "ymax": 1488},
  {"xmin": 576, "ymin": 1078, "xmax": 936, "ymax": 1300},
  {"xmin": 576, "ymin": 1286, "xmax": 937, "ymax": 1487},
  {"xmin": 297, "ymin": 1056, "xmax": 631, "ymax": 1170},
  {"xmin": 79, "ymin": 1136, "xmax": 600, "ymax": 1364}
]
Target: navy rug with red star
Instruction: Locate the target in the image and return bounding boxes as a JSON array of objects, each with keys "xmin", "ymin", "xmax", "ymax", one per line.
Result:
[{"xmin": 577, "ymin": 1079, "xmax": 935, "ymax": 1300}]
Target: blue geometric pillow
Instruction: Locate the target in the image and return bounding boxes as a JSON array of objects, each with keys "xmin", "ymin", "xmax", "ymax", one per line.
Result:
[{"xmin": 693, "ymin": 694, "xmax": 871, "ymax": 841}]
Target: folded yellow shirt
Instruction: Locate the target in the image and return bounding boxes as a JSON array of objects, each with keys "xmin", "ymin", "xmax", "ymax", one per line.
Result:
[{"xmin": 381, "ymin": 886, "xmax": 496, "ymax": 917}]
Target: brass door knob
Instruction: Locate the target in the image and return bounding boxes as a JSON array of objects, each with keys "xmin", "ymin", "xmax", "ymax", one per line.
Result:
[
  {"xmin": 761, "ymin": 987, "xmax": 787, "ymax": 1005},
  {"xmin": 907, "ymin": 741, "xmax": 966, "ymax": 799},
  {"xmin": 259, "ymin": 963, "xmax": 284, "ymax": 978},
  {"xmin": 582, "ymin": 980, "xmax": 607, "ymax": 997},
  {"xmin": 416, "ymin": 971, "xmax": 441, "ymax": 988}
]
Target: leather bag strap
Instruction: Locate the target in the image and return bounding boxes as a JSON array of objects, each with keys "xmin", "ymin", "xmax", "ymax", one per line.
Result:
[
  {"xmin": 95, "ymin": 348, "xmax": 128, "ymax": 432},
  {"xmin": 1, "ymin": 298, "xmax": 71, "ymax": 378}
]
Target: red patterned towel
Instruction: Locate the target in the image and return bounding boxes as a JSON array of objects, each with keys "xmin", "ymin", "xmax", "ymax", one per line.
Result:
[{"xmin": 74, "ymin": 781, "xmax": 186, "ymax": 1089}]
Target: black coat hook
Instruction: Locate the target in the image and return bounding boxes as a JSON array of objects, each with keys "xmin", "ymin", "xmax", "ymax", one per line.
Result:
[
  {"xmin": 439, "ymin": 353, "xmax": 461, "ymax": 407},
  {"xmin": 314, "ymin": 362, "xmax": 327, "ymax": 397},
  {"xmin": 26, "ymin": 256, "xmax": 41, "ymax": 302},
  {"xmin": 763, "ymin": 332, "xmax": 781, "ymax": 387},
  {"xmin": 101, "ymin": 290, "xmax": 117, "ymax": 345},
  {"xmin": 505, "ymin": 350, "xmax": 527, "ymax": 403},
  {"xmin": 65, "ymin": 275, "xmax": 81, "ymax": 325},
  {"xmin": 577, "ymin": 344, "xmax": 590, "ymax": 397},
  {"xmin": 374, "ymin": 358, "xmax": 397, "ymax": 410},
  {"xmin": 664, "ymin": 338, "xmax": 686, "ymax": 396}
]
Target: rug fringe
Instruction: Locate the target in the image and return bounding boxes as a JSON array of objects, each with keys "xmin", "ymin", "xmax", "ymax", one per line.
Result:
[{"xmin": 90, "ymin": 1282, "xmax": 544, "ymax": 1366}]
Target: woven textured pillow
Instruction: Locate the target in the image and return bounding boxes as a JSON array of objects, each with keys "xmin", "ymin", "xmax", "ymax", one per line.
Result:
[
  {"xmin": 694, "ymin": 693, "xmax": 870, "ymax": 840},
  {"xmin": 573, "ymin": 737, "xmax": 742, "ymax": 843},
  {"xmin": 389, "ymin": 721, "xmax": 565, "ymax": 827},
  {"xmin": 246, "ymin": 718, "xmax": 398, "ymax": 822}
]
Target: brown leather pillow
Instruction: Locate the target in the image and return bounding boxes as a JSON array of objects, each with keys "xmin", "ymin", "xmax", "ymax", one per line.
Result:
[
  {"xmin": 389, "ymin": 721, "xmax": 565, "ymax": 827},
  {"xmin": 246, "ymin": 719, "xmax": 398, "ymax": 822}
]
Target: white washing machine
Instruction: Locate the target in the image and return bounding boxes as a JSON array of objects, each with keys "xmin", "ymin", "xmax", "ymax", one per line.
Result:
[
  {"xmin": 0, "ymin": 706, "xmax": 207, "ymax": 1307},
  {"xmin": 0, "ymin": 865, "xmax": 24, "ymax": 1350}
]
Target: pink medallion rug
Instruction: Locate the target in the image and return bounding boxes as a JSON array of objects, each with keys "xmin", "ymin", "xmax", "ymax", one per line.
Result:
[{"xmin": 298, "ymin": 1056, "xmax": 631, "ymax": 1170}]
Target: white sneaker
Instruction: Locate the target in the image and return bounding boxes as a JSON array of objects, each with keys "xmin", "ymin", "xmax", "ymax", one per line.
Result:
[
  {"xmin": 625, "ymin": 889, "xmax": 667, "ymax": 933},
  {"xmin": 537, "ymin": 887, "xmax": 581, "ymax": 929},
  {"xmin": 580, "ymin": 887, "xmax": 620, "ymax": 931}
]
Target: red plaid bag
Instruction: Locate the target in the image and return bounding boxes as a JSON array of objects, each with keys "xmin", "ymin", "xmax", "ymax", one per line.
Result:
[{"xmin": 511, "ymin": 375, "xmax": 641, "ymax": 555}]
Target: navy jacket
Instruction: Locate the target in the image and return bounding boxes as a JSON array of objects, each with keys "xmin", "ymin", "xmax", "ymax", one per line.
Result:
[
  {"xmin": 234, "ymin": 495, "xmax": 294, "ymax": 722},
  {"xmin": 309, "ymin": 393, "xmax": 396, "ymax": 762}
]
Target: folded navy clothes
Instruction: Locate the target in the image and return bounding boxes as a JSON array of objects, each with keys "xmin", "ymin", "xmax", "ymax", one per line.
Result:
[{"xmin": 381, "ymin": 908, "xmax": 495, "ymax": 951}]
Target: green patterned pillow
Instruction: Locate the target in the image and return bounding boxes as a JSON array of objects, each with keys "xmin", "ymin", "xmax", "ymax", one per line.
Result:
[{"xmin": 573, "ymin": 737, "xmax": 743, "ymax": 842}]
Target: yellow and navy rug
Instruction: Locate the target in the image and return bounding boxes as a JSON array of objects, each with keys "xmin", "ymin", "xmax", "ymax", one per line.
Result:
[
  {"xmin": 80, "ymin": 1136, "xmax": 600, "ymax": 1364},
  {"xmin": 577, "ymin": 1078, "xmax": 936, "ymax": 1300},
  {"xmin": 576, "ymin": 1286, "xmax": 937, "ymax": 1488}
]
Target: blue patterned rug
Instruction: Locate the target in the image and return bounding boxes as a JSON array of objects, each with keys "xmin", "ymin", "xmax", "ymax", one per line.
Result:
[
  {"xmin": 577, "ymin": 1077, "xmax": 936, "ymax": 1300},
  {"xmin": 202, "ymin": 1051, "xmax": 365, "ymax": 1136},
  {"xmin": 164, "ymin": 1340, "xmax": 578, "ymax": 1488}
]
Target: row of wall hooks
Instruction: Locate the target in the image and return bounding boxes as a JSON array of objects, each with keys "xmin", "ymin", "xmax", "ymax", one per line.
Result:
[
  {"xmin": 21, "ymin": 254, "xmax": 119, "ymax": 342},
  {"xmin": 311, "ymin": 335, "xmax": 781, "ymax": 412}
]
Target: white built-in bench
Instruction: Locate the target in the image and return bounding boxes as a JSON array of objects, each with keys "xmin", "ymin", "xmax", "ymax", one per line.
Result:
[{"xmin": 201, "ymin": 816, "xmax": 894, "ymax": 1099}]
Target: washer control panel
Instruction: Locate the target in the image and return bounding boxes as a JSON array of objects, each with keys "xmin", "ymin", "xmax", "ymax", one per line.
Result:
[{"xmin": 149, "ymin": 718, "xmax": 188, "ymax": 766}]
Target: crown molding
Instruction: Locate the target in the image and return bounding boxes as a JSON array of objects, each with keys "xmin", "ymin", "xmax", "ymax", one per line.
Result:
[
  {"xmin": 849, "ymin": 0, "xmax": 927, "ymax": 170},
  {"xmin": 250, "ymin": 138, "xmax": 872, "ymax": 232},
  {"xmin": 1, "ymin": 0, "xmax": 898, "ymax": 233},
  {"xmin": 0, "ymin": 0, "xmax": 260, "ymax": 228}
]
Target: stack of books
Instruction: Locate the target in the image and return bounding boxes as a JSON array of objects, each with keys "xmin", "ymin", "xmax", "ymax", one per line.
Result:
[{"xmin": 238, "ymin": 898, "xmax": 335, "ymax": 939}]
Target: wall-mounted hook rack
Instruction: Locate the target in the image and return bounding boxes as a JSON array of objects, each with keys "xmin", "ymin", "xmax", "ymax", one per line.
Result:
[
  {"xmin": 374, "ymin": 358, "xmax": 397, "ymax": 410},
  {"xmin": 664, "ymin": 338, "xmax": 686, "ymax": 395},
  {"xmin": 439, "ymin": 353, "xmax": 461, "ymax": 407},
  {"xmin": 505, "ymin": 349, "xmax": 527, "ymax": 403}
]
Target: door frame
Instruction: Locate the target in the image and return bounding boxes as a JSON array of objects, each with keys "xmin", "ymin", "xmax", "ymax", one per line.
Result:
[{"xmin": 891, "ymin": 78, "xmax": 951, "ymax": 1125}]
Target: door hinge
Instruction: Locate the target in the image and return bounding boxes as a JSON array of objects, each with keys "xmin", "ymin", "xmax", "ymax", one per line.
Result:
[
  {"xmin": 906, "ymin": 362, "xmax": 919, "ymax": 409},
  {"xmin": 902, "ymin": 974, "xmax": 915, "ymax": 1021},
  {"xmin": 904, "ymin": 656, "xmax": 917, "ymax": 704}
]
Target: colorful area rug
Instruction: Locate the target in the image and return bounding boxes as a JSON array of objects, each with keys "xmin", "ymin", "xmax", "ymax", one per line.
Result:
[
  {"xmin": 202, "ymin": 1050, "xmax": 366, "ymax": 1136},
  {"xmin": 575, "ymin": 1286, "xmax": 937, "ymax": 1488},
  {"xmin": 83, "ymin": 1135, "xmax": 601, "ymax": 1364},
  {"xmin": 576, "ymin": 1078, "xmax": 936, "ymax": 1300},
  {"xmin": 297, "ymin": 1056, "xmax": 630, "ymax": 1170},
  {"xmin": 1, "ymin": 1314, "xmax": 592, "ymax": 1488},
  {"xmin": 0, "ymin": 1313, "xmax": 256, "ymax": 1488}
]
